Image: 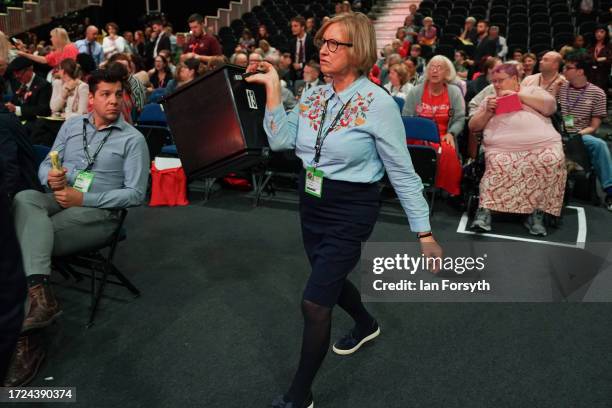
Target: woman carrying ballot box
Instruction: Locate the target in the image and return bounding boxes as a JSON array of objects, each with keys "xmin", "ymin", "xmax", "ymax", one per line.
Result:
[
  {"xmin": 469, "ymin": 63, "xmax": 567, "ymax": 236},
  {"xmin": 245, "ymin": 12, "xmax": 441, "ymax": 408}
]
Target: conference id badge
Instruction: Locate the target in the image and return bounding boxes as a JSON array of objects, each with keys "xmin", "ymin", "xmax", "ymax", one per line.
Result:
[
  {"xmin": 73, "ymin": 170, "xmax": 94, "ymax": 193},
  {"xmin": 563, "ymin": 115, "xmax": 575, "ymax": 129},
  {"xmin": 305, "ymin": 166, "xmax": 324, "ymax": 198}
]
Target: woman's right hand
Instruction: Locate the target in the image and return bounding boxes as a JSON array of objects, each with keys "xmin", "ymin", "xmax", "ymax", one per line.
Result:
[
  {"xmin": 243, "ymin": 60, "xmax": 279, "ymax": 88},
  {"xmin": 243, "ymin": 60, "xmax": 282, "ymax": 109},
  {"xmin": 485, "ymin": 96, "xmax": 497, "ymax": 114}
]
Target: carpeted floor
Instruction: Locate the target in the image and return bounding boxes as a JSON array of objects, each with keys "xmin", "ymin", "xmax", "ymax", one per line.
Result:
[{"xmin": 21, "ymin": 190, "xmax": 612, "ymax": 408}]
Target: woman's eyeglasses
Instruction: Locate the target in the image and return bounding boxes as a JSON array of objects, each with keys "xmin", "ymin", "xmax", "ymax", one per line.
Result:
[{"xmin": 315, "ymin": 38, "xmax": 353, "ymax": 53}]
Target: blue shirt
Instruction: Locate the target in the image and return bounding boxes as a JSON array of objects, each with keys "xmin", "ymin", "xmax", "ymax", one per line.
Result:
[
  {"xmin": 39, "ymin": 114, "xmax": 149, "ymax": 209},
  {"xmin": 263, "ymin": 76, "xmax": 431, "ymax": 232},
  {"xmin": 75, "ymin": 39, "xmax": 104, "ymax": 66}
]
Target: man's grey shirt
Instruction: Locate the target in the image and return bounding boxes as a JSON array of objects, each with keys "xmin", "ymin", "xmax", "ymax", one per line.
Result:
[{"xmin": 39, "ymin": 114, "xmax": 149, "ymax": 209}]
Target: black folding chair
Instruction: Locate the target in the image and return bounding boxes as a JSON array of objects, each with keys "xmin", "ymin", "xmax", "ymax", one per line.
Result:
[
  {"xmin": 53, "ymin": 209, "xmax": 140, "ymax": 328},
  {"xmin": 252, "ymin": 151, "xmax": 302, "ymax": 207}
]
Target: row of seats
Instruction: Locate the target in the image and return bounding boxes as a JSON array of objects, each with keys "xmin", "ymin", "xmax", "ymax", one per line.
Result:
[
  {"xmin": 419, "ymin": 0, "xmax": 610, "ymax": 54},
  {"xmin": 219, "ymin": 0, "xmax": 336, "ymax": 56}
]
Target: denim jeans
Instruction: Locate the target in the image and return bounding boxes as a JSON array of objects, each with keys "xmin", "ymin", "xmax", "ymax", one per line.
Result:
[{"xmin": 582, "ymin": 134, "xmax": 612, "ymax": 190}]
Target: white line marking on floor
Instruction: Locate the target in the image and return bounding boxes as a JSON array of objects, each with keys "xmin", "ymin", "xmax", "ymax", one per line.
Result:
[{"xmin": 456, "ymin": 206, "xmax": 587, "ymax": 249}]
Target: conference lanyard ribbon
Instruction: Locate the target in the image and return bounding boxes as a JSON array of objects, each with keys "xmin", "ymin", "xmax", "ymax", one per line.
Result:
[{"xmin": 312, "ymin": 96, "xmax": 353, "ymax": 168}]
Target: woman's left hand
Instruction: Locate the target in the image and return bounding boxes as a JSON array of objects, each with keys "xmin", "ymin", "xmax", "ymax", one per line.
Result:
[
  {"xmin": 419, "ymin": 236, "xmax": 443, "ymax": 274},
  {"xmin": 441, "ymin": 133, "xmax": 456, "ymax": 149}
]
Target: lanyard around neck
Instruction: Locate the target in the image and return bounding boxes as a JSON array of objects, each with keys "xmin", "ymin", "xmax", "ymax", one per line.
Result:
[
  {"xmin": 313, "ymin": 96, "xmax": 353, "ymax": 167},
  {"xmin": 82, "ymin": 119, "xmax": 113, "ymax": 171},
  {"xmin": 566, "ymin": 83, "xmax": 590, "ymax": 111}
]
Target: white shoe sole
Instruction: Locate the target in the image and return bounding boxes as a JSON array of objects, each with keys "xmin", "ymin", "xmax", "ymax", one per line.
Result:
[
  {"xmin": 306, "ymin": 402, "xmax": 313, "ymax": 408},
  {"xmin": 471, "ymin": 221, "xmax": 491, "ymax": 232},
  {"xmin": 332, "ymin": 326, "xmax": 381, "ymax": 356},
  {"xmin": 524, "ymin": 221, "xmax": 547, "ymax": 236}
]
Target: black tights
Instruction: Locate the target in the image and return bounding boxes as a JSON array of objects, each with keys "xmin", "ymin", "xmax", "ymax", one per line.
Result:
[{"xmin": 286, "ymin": 280, "xmax": 374, "ymax": 403}]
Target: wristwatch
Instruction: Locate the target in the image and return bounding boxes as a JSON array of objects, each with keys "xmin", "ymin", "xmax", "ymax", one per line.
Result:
[{"xmin": 417, "ymin": 232, "xmax": 433, "ymax": 240}]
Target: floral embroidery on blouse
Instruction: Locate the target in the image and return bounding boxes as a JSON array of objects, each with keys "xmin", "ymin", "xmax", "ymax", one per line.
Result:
[{"xmin": 299, "ymin": 89, "xmax": 374, "ymax": 132}]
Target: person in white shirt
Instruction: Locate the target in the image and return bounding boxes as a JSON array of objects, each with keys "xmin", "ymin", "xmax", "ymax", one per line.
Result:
[
  {"xmin": 50, "ymin": 58, "xmax": 88, "ymax": 119},
  {"xmin": 102, "ymin": 22, "xmax": 127, "ymax": 60},
  {"xmin": 489, "ymin": 26, "xmax": 508, "ymax": 61},
  {"xmin": 384, "ymin": 62, "xmax": 413, "ymax": 99},
  {"xmin": 259, "ymin": 40, "xmax": 278, "ymax": 59},
  {"xmin": 521, "ymin": 51, "xmax": 566, "ymax": 98},
  {"xmin": 293, "ymin": 61, "xmax": 324, "ymax": 99}
]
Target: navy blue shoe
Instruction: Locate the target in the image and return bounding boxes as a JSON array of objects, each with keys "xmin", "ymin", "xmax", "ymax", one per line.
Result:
[
  {"xmin": 271, "ymin": 392, "xmax": 313, "ymax": 408},
  {"xmin": 332, "ymin": 320, "xmax": 380, "ymax": 356}
]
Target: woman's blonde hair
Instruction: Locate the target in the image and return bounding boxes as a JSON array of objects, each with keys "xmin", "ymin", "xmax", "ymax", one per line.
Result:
[
  {"xmin": 521, "ymin": 52, "xmax": 536, "ymax": 62},
  {"xmin": 314, "ymin": 12, "xmax": 377, "ymax": 76},
  {"xmin": 423, "ymin": 55, "xmax": 456, "ymax": 83},
  {"xmin": 389, "ymin": 63, "xmax": 409, "ymax": 86},
  {"xmin": 259, "ymin": 39, "xmax": 270, "ymax": 51},
  {"xmin": 50, "ymin": 27, "xmax": 71, "ymax": 46}
]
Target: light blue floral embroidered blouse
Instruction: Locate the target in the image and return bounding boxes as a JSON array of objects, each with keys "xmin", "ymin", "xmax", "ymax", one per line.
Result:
[{"xmin": 263, "ymin": 76, "xmax": 431, "ymax": 232}]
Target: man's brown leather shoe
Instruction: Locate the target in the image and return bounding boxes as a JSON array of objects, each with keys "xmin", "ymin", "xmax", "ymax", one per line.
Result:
[
  {"xmin": 3, "ymin": 333, "xmax": 45, "ymax": 387},
  {"xmin": 21, "ymin": 283, "xmax": 62, "ymax": 332}
]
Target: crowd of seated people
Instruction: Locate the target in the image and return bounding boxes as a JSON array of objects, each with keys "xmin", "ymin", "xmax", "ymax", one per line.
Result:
[
  {"xmin": 368, "ymin": 4, "xmax": 611, "ymax": 221},
  {"xmin": 0, "ymin": 0, "xmax": 611, "ymax": 389}
]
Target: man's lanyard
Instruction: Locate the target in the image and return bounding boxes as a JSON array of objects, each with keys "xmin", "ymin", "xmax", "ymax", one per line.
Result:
[
  {"xmin": 566, "ymin": 83, "xmax": 590, "ymax": 111},
  {"xmin": 313, "ymin": 96, "xmax": 352, "ymax": 168},
  {"xmin": 82, "ymin": 120, "xmax": 113, "ymax": 171},
  {"xmin": 538, "ymin": 73, "xmax": 559, "ymax": 92}
]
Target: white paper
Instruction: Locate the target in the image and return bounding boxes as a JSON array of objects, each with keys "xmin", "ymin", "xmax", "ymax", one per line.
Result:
[{"xmin": 155, "ymin": 156, "xmax": 182, "ymax": 170}]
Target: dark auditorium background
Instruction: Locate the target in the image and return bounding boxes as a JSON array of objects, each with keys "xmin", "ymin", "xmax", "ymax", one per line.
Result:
[{"xmin": 1, "ymin": 0, "xmax": 611, "ymax": 406}]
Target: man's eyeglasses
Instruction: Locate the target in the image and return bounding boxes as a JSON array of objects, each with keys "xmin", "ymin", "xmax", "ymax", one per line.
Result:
[
  {"xmin": 315, "ymin": 38, "xmax": 353, "ymax": 53},
  {"xmin": 563, "ymin": 65, "xmax": 577, "ymax": 71}
]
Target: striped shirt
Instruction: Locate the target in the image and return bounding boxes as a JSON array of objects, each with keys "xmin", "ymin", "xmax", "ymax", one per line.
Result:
[{"xmin": 557, "ymin": 82, "xmax": 607, "ymax": 133}]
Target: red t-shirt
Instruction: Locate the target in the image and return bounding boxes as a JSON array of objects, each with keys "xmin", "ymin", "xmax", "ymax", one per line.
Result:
[
  {"xmin": 45, "ymin": 43, "xmax": 79, "ymax": 68},
  {"xmin": 398, "ymin": 40, "xmax": 411, "ymax": 58},
  {"xmin": 184, "ymin": 34, "xmax": 222, "ymax": 56},
  {"xmin": 410, "ymin": 83, "xmax": 461, "ymax": 196},
  {"xmin": 416, "ymin": 83, "xmax": 451, "ymax": 136}
]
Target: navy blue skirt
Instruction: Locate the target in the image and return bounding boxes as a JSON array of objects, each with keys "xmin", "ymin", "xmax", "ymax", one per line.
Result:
[{"xmin": 298, "ymin": 171, "xmax": 381, "ymax": 307}]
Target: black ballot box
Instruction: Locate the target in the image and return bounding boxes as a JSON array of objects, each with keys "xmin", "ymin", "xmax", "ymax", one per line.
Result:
[{"xmin": 162, "ymin": 64, "xmax": 269, "ymax": 178}]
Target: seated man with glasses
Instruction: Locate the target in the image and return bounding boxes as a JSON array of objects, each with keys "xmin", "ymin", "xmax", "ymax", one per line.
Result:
[
  {"xmin": 6, "ymin": 66, "xmax": 149, "ymax": 387},
  {"xmin": 557, "ymin": 53, "xmax": 612, "ymax": 211}
]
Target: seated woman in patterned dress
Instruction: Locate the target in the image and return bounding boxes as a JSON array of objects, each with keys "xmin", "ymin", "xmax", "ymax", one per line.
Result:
[{"xmin": 468, "ymin": 63, "xmax": 567, "ymax": 236}]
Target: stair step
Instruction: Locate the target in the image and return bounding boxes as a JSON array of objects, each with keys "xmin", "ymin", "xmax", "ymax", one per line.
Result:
[{"xmin": 373, "ymin": 0, "xmax": 421, "ymax": 52}]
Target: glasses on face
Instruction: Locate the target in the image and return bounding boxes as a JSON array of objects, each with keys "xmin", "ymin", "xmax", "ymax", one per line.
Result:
[
  {"xmin": 315, "ymin": 38, "xmax": 353, "ymax": 53},
  {"xmin": 563, "ymin": 65, "xmax": 576, "ymax": 71},
  {"xmin": 491, "ymin": 76, "xmax": 511, "ymax": 85},
  {"xmin": 429, "ymin": 64, "xmax": 445, "ymax": 72}
]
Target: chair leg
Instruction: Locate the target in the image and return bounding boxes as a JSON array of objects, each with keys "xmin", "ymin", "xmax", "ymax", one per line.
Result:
[
  {"xmin": 54, "ymin": 259, "xmax": 83, "ymax": 282},
  {"xmin": 202, "ymin": 178, "xmax": 216, "ymax": 202},
  {"xmin": 53, "ymin": 261, "xmax": 72, "ymax": 281},
  {"xmin": 110, "ymin": 264, "xmax": 141, "ymax": 297},
  {"xmin": 87, "ymin": 263, "xmax": 110, "ymax": 328},
  {"xmin": 253, "ymin": 172, "xmax": 273, "ymax": 207}
]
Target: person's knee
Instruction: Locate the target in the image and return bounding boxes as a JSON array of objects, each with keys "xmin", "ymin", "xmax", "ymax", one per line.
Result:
[
  {"xmin": 582, "ymin": 134, "xmax": 606, "ymax": 151},
  {"xmin": 13, "ymin": 190, "xmax": 47, "ymax": 210},
  {"xmin": 301, "ymin": 299, "xmax": 332, "ymax": 323}
]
